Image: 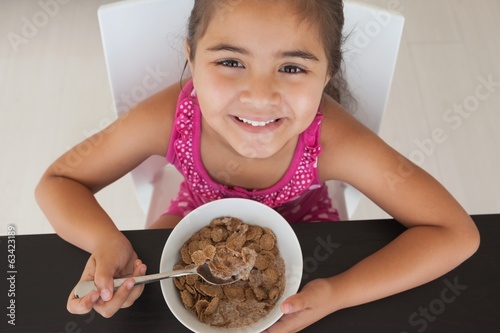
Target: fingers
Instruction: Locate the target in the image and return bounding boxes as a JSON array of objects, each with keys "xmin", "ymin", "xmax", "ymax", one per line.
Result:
[
  {"xmin": 261, "ymin": 294, "xmax": 311, "ymax": 333},
  {"xmin": 280, "ymin": 294, "xmax": 307, "ymax": 315},
  {"xmin": 93, "ymin": 256, "xmax": 117, "ymax": 302},
  {"xmin": 264, "ymin": 279, "xmax": 335, "ymax": 333},
  {"xmin": 263, "ymin": 314, "xmax": 304, "ymax": 333},
  {"xmin": 93, "ymin": 260, "xmax": 147, "ymax": 317},
  {"xmin": 67, "ymin": 258, "xmax": 147, "ymax": 318},
  {"xmin": 67, "ymin": 289, "xmax": 100, "ymax": 315},
  {"xmin": 67, "ymin": 256, "xmax": 101, "ymax": 315},
  {"xmin": 281, "ymin": 278, "xmax": 334, "ymax": 315},
  {"xmin": 67, "ymin": 279, "xmax": 136, "ymax": 318},
  {"xmin": 94, "ymin": 278, "xmax": 136, "ymax": 318},
  {"xmin": 121, "ymin": 260, "xmax": 147, "ymax": 308},
  {"xmin": 263, "ymin": 304, "xmax": 314, "ymax": 333}
]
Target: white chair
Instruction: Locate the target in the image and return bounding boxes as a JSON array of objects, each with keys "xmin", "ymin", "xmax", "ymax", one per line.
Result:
[
  {"xmin": 328, "ymin": 1, "xmax": 405, "ymax": 219},
  {"xmin": 97, "ymin": 0, "xmax": 404, "ymax": 225}
]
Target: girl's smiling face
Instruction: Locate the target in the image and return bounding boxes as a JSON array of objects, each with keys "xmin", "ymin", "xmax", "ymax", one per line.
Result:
[{"xmin": 188, "ymin": 0, "xmax": 331, "ymax": 159}]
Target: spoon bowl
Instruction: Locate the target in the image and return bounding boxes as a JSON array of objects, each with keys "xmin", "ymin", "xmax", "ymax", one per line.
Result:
[{"xmin": 74, "ymin": 262, "xmax": 238, "ymax": 299}]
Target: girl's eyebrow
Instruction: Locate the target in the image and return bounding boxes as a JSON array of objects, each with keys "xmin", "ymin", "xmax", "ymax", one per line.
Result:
[
  {"xmin": 278, "ymin": 50, "xmax": 320, "ymax": 62},
  {"xmin": 206, "ymin": 43, "xmax": 251, "ymax": 55},
  {"xmin": 206, "ymin": 43, "xmax": 320, "ymax": 62}
]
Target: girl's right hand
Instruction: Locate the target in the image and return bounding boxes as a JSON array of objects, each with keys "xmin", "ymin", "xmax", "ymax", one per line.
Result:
[{"xmin": 66, "ymin": 240, "xmax": 147, "ymax": 318}]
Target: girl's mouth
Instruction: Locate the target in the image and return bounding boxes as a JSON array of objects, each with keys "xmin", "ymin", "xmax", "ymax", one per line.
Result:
[{"xmin": 235, "ymin": 116, "xmax": 280, "ymax": 127}]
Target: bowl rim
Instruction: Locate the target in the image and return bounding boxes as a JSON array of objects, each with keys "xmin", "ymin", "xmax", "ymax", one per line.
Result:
[{"xmin": 159, "ymin": 198, "xmax": 303, "ymax": 333}]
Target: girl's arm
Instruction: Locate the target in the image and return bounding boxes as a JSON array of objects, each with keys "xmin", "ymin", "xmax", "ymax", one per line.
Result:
[
  {"xmin": 267, "ymin": 97, "xmax": 480, "ymax": 332},
  {"xmin": 35, "ymin": 83, "xmax": 180, "ymax": 316},
  {"xmin": 35, "ymin": 84, "xmax": 178, "ymax": 250}
]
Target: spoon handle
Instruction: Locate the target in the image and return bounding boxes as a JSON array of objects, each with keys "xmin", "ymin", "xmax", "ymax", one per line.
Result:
[{"xmin": 74, "ymin": 267, "xmax": 197, "ymax": 299}]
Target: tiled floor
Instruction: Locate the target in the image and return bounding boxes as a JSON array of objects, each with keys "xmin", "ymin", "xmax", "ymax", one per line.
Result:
[{"xmin": 1, "ymin": 0, "xmax": 499, "ymax": 235}]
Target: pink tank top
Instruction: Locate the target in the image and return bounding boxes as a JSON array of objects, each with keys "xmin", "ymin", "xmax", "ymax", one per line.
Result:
[{"xmin": 165, "ymin": 80, "xmax": 339, "ymax": 223}]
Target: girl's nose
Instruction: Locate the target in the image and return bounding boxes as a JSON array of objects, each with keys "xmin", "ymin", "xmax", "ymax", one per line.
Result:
[{"xmin": 239, "ymin": 76, "xmax": 281, "ymax": 108}]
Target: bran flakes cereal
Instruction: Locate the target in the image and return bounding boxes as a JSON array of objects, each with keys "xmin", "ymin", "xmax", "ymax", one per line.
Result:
[{"xmin": 173, "ymin": 217, "xmax": 286, "ymax": 328}]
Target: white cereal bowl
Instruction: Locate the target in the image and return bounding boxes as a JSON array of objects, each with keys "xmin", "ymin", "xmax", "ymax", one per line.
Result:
[{"xmin": 160, "ymin": 198, "xmax": 303, "ymax": 333}]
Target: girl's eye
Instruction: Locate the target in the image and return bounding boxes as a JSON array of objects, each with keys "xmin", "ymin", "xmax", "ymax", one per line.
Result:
[
  {"xmin": 217, "ymin": 60, "xmax": 244, "ymax": 68},
  {"xmin": 280, "ymin": 65, "xmax": 306, "ymax": 74}
]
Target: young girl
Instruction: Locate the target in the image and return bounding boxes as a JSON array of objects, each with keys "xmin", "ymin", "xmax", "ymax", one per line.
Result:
[{"xmin": 35, "ymin": 0, "xmax": 480, "ymax": 331}]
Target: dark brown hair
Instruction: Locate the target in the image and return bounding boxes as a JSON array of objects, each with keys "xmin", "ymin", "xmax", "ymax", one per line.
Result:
[{"xmin": 185, "ymin": 0, "xmax": 349, "ymax": 104}]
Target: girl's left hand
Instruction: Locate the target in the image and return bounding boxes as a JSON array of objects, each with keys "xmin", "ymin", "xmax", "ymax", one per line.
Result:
[{"xmin": 263, "ymin": 278, "xmax": 336, "ymax": 333}]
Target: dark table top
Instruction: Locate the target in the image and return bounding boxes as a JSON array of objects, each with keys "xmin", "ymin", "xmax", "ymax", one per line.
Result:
[{"xmin": 2, "ymin": 214, "xmax": 499, "ymax": 333}]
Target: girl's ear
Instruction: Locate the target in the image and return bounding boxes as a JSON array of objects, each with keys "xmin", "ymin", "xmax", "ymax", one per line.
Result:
[
  {"xmin": 184, "ymin": 41, "xmax": 191, "ymax": 61},
  {"xmin": 185, "ymin": 41, "xmax": 195, "ymax": 76},
  {"xmin": 324, "ymin": 74, "xmax": 332, "ymax": 88},
  {"xmin": 185, "ymin": 42, "xmax": 193, "ymax": 65}
]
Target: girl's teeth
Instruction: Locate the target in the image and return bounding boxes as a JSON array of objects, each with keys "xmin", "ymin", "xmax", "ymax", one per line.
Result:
[{"xmin": 237, "ymin": 117, "xmax": 276, "ymax": 127}]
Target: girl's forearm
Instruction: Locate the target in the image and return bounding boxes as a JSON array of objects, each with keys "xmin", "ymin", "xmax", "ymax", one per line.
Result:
[
  {"xmin": 325, "ymin": 224, "xmax": 479, "ymax": 313},
  {"xmin": 35, "ymin": 175, "xmax": 129, "ymax": 253}
]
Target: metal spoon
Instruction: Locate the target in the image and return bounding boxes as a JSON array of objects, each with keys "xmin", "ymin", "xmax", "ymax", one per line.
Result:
[{"xmin": 74, "ymin": 262, "xmax": 238, "ymax": 298}]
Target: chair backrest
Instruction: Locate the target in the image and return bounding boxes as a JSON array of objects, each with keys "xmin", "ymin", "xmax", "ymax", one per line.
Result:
[
  {"xmin": 342, "ymin": 1, "xmax": 404, "ymax": 133},
  {"xmin": 97, "ymin": 0, "xmax": 404, "ymax": 217},
  {"xmin": 98, "ymin": 0, "xmax": 194, "ymax": 116},
  {"xmin": 328, "ymin": 2, "xmax": 404, "ymax": 219},
  {"xmin": 98, "ymin": 0, "xmax": 194, "ymax": 213}
]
